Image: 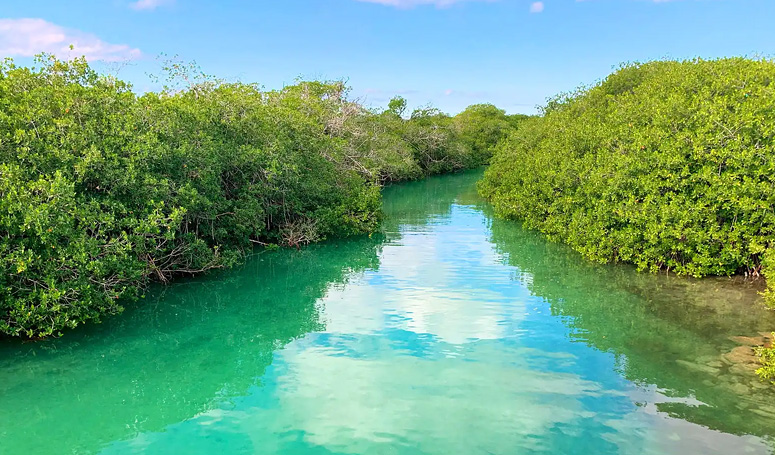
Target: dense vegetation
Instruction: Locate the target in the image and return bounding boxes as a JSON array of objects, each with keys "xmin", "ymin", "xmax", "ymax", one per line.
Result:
[
  {"xmin": 0, "ymin": 55, "xmax": 520, "ymax": 338},
  {"xmin": 479, "ymin": 57, "xmax": 775, "ymax": 382}
]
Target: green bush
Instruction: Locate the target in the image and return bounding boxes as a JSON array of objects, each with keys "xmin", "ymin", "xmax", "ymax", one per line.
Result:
[
  {"xmin": 453, "ymin": 104, "xmax": 529, "ymax": 166},
  {"xmin": 756, "ymin": 334, "xmax": 775, "ymax": 383},
  {"xmin": 762, "ymin": 248, "xmax": 775, "ymax": 306},
  {"xmin": 0, "ymin": 56, "xmax": 511, "ymax": 338},
  {"xmin": 481, "ymin": 57, "xmax": 775, "ymax": 278}
]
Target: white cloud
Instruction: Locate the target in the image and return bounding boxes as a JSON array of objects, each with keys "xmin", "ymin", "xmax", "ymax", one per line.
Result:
[
  {"xmin": 129, "ymin": 0, "xmax": 174, "ymax": 11},
  {"xmin": 355, "ymin": 0, "xmax": 493, "ymax": 8},
  {"xmin": 530, "ymin": 1, "xmax": 544, "ymax": 13},
  {"xmin": 0, "ymin": 18, "xmax": 141, "ymax": 62}
]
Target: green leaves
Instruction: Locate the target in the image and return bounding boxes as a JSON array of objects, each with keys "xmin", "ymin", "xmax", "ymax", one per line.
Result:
[
  {"xmin": 0, "ymin": 55, "xmax": 498, "ymax": 338},
  {"xmin": 482, "ymin": 58, "xmax": 775, "ymax": 280},
  {"xmin": 756, "ymin": 331, "xmax": 775, "ymax": 384}
]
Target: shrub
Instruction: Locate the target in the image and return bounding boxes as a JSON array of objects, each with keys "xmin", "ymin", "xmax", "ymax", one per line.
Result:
[
  {"xmin": 453, "ymin": 104, "xmax": 528, "ymax": 166},
  {"xmin": 481, "ymin": 57, "xmax": 775, "ymax": 278},
  {"xmin": 762, "ymin": 248, "xmax": 775, "ymax": 308},
  {"xmin": 0, "ymin": 55, "xmax": 506, "ymax": 338},
  {"xmin": 756, "ymin": 334, "xmax": 775, "ymax": 383}
]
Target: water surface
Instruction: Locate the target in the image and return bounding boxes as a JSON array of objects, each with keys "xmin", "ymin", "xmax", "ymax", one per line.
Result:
[{"xmin": 2, "ymin": 170, "xmax": 775, "ymax": 454}]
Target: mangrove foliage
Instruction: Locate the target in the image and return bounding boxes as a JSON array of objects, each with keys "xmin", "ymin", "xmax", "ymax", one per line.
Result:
[{"xmin": 0, "ymin": 55, "xmax": 521, "ymax": 338}]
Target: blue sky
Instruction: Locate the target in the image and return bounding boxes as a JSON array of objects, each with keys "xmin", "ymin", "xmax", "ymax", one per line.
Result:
[{"xmin": 1, "ymin": 0, "xmax": 774, "ymax": 114}]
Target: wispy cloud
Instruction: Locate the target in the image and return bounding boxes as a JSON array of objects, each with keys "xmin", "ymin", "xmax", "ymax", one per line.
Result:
[
  {"xmin": 0, "ymin": 18, "xmax": 141, "ymax": 62},
  {"xmin": 129, "ymin": 0, "xmax": 174, "ymax": 11},
  {"xmin": 530, "ymin": 1, "xmax": 544, "ymax": 12},
  {"xmin": 354, "ymin": 0, "xmax": 494, "ymax": 8}
]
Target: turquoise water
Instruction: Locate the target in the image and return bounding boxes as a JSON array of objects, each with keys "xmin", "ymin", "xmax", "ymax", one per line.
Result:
[{"xmin": 2, "ymin": 170, "xmax": 775, "ymax": 454}]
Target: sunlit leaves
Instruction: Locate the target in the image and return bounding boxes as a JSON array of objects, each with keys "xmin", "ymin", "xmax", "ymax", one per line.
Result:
[
  {"xmin": 0, "ymin": 55, "xmax": 501, "ymax": 338},
  {"xmin": 481, "ymin": 58, "xmax": 775, "ymax": 278}
]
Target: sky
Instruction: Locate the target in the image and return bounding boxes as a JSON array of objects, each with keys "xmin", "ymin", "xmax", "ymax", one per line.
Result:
[{"xmin": 1, "ymin": 0, "xmax": 774, "ymax": 114}]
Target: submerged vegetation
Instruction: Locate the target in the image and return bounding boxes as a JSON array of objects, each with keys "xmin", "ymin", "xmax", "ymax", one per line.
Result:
[
  {"xmin": 0, "ymin": 55, "xmax": 521, "ymax": 338},
  {"xmin": 479, "ymin": 57, "xmax": 775, "ymax": 382}
]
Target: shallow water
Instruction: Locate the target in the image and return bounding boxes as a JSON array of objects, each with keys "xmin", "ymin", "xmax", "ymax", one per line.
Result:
[{"xmin": 2, "ymin": 170, "xmax": 775, "ymax": 454}]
